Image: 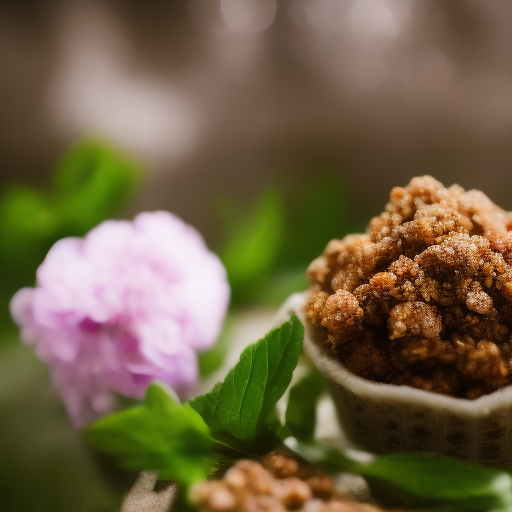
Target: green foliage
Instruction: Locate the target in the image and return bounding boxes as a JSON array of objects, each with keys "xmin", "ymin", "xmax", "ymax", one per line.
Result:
[
  {"xmin": 51, "ymin": 140, "xmax": 141, "ymax": 236},
  {"xmin": 362, "ymin": 452, "xmax": 512, "ymax": 511},
  {"xmin": 0, "ymin": 140, "xmax": 141, "ymax": 333},
  {"xmin": 84, "ymin": 316, "xmax": 512, "ymax": 511},
  {"xmin": 250, "ymin": 269, "xmax": 310, "ymax": 309},
  {"xmin": 216, "ymin": 170, "xmax": 353, "ymax": 307},
  {"xmin": 285, "ymin": 365, "xmax": 326, "ymax": 440},
  {"xmin": 85, "ymin": 319, "xmax": 305, "ymax": 487},
  {"xmin": 189, "ymin": 316, "xmax": 304, "ymax": 456},
  {"xmin": 285, "ymin": 438, "xmax": 512, "ymax": 512},
  {"xmin": 217, "ymin": 188, "xmax": 285, "ymax": 304},
  {"xmin": 85, "ymin": 382, "xmax": 213, "ymax": 485},
  {"xmin": 276, "ymin": 173, "xmax": 350, "ymax": 270}
]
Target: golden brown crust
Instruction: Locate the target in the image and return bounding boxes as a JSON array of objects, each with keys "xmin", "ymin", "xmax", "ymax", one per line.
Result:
[{"xmin": 306, "ymin": 176, "xmax": 512, "ymax": 398}]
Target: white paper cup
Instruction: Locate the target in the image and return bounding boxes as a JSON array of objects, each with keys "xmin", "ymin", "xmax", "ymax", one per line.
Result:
[{"xmin": 278, "ymin": 292, "xmax": 512, "ymax": 465}]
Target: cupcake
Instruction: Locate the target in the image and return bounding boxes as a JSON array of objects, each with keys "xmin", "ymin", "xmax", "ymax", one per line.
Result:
[{"xmin": 299, "ymin": 176, "xmax": 512, "ymax": 464}]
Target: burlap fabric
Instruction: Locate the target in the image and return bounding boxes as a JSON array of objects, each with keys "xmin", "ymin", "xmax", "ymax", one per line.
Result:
[{"xmin": 120, "ymin": 472, "xmax": 177, "ymax": 512}]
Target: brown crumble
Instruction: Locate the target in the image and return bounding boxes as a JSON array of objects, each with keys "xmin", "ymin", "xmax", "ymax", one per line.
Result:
[
  {"xmin": 190, "ymin": 452, "xmax": 411, "ymax": 512},
  {"xmin": 306, "ymin": 176, "xmax": 512, "ymax": 399}
]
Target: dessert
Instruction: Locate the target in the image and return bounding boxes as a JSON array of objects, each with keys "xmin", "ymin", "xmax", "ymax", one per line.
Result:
[
  {"xmin": 306, "ymin": 176, "xmax": 512, "ymax": 399},
  {"xmin": 294, "ymin": 176, "xmax": 512, "ymax": 462}
]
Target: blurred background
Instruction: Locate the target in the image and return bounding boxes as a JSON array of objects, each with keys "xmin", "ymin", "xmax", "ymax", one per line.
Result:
[{"xmin": 2, "ymin": 0, "xmax": 512, "ymax": 511}]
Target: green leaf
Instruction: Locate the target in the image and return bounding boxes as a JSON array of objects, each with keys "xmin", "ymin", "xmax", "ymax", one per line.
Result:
[
  {"xmin": 85, "ymin": 382, "xmax": 213, "ymax": 485},
  {"xmin": 52, "ymin": 140, "xmax": 142, "ymax": 236},
  {"xmin": 361, "ymin": 452, "xmax": 512, "ymax": 511},
  {"xmin": 217, "ymin": 188, "xmax": 284, "ymax": 304},
  {"xmin": 0, "ymin": 185, "xmax": 56, "ymax": 287},
  {"xmin": 276, "ymin": 171, "xmax": 351, "ymax": 270},
  {"xmin": 0, "ymin": 140, "xmax": 142, "ymax": 312},
  {"xmin": 189, "ymin": 316, "xmax": 304, "ymax": 456},
  {"xmin": 285, "ymin": 365, "xmax": 326, "ymax": 440},
  {"xmin": 285, "ymin": 439, "xmax": 512, "ymax": 511}
]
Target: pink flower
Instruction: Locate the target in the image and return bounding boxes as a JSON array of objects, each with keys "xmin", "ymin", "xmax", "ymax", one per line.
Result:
[{"xmin": 10, "ymin": 211, "xmax": 230, "ymax": 427}]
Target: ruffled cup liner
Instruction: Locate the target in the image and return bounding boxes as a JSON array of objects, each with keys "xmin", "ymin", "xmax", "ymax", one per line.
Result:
[{"xmin": 278, "ymin": 292, "xmax": 512, "ymax": 465}]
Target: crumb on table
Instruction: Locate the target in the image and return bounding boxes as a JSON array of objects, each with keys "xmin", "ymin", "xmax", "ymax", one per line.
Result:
[{"xmin": 190, "ymin": 452, "xmax": 410, "ymax": 512}]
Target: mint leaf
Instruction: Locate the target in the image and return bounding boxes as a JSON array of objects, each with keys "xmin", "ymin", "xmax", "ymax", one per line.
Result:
[
  {"xmin": 189, "ymin": 316, "xmax": 304, "ymax": 456},
  {"xmin": 285, "ymin": 365, "xmax": 326, "ymax": 440},
  {"xmin": 286, "ymin": 439, "xmax": 512, "ymax": 511},
  {"xmin": 85, "ymin": 382, "xmax": 212, "ymax": 485}
]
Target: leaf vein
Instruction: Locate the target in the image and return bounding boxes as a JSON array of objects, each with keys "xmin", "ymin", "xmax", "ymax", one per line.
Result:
[{"xmin": 238, "ymin": 345, "xmax": 255, "ymax": 442}]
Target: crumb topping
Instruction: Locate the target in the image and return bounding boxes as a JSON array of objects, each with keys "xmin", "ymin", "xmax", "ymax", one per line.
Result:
[
  {"xmin": 190, "ymin": 453, "xmax": 410, "ymax": 511},
  {"xmin": 306, "ymin": 176, "xmax": 512, "ymax": 398}
]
